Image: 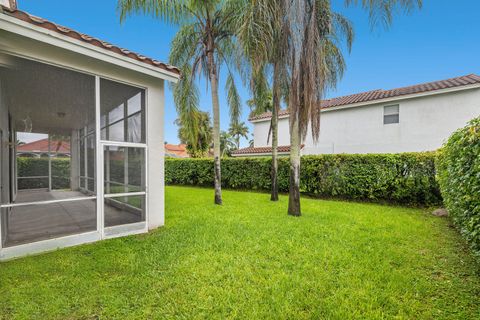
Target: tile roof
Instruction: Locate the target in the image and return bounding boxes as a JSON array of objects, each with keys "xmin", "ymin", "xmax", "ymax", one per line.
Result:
[
  {"xmin": 250, "ymin": 74, "xmax": 480, "ymax": 121},
  {"xmin": 165, "ymin": 144, "xmax": 189, "ymax": 158},
  {"xmin": 1, "ymin": 6, "xmax": 180, "ymax": 76},
  {"xmin": 17, "ymin": 139, "xmax": 70, "ymax": 154},
  {"xmin": 232, "ymin": 145, "xmax": 303, "ymax": 155}
]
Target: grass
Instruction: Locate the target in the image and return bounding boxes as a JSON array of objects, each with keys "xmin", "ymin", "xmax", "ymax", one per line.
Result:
[{"xmin": 1, "ymin": 186, "xmax": 479, "ymax": 319}]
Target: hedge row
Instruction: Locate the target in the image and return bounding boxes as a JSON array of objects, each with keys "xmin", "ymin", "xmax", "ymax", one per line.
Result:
[
  {"xmin": 17, "ymin": 157, "xmax": 144, "ymax": 190},
  {"xmin": 165, "ymin": 152, "xmax": 441, "ymax": 205},
  {"xmin": 437, "ymin": 116, "xmax": 480, "ymax": 256},
  {"xmin": 17, "ymin": 157, "xmax": 70, "ymax": 190}
]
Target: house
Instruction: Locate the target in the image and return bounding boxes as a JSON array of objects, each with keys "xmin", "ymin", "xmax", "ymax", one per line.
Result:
[
  {"xmin": 0, "ymin": 1, "xmax": 180, "ymax": 260},
  {"xmin": 17, "ymin": 138, "xmax": 71, "ymax": 158},
  {"xmin": 165, "ymin": 143, "xmax": 189, "ymax": 158},
  {"xmin": 233, "ymin": 74, "xmax": 480, "ymax": 157}
]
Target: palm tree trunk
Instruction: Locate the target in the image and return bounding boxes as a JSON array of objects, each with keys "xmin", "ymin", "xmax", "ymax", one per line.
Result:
[
  {"xmin": 207, "ymin": 38, "xmax": 222, "ymax": 205},
  {"xmin": 288, "ymin": 110, "xmax": 301, "ymax": 216},
  {"xmin": 270, "ymin": 62, "xmax": 280, "ymax": 201}
]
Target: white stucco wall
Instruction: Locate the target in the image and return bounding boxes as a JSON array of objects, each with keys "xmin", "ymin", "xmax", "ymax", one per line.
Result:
[
  {"xmin": 252, "ymin": 88, "xmax": 480, "ymax": 154},
  {"xmin": 0, "ymin": 29, "xmax": 167, "ymax": 230}
]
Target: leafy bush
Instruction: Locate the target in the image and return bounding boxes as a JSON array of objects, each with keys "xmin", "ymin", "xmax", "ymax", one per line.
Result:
[
  {"xmin": 17, "ymin": 157, "xmax": 70, "ymax": 190},
  {"xmin": 437, "ymin": 116, "xmax": 480, "ymax": 256},
  {"xmin": 166, "ymin": 152, "xmax": 441, "ymax": 206}
]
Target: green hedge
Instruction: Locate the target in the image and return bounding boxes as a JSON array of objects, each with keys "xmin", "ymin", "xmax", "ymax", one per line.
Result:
[
  {"xmin": 17, "ymin": 157, "xmax": 143, "ymax": 191},
  {"xmin": 165, "ymin": 152, "xmax": 441, "ymax": 206},
  {"xmin": 17, "ymin": 157, "xmax": 70, "ymax": 190},
  {"xmin": 437, "ymin": 116, "xmax": 480, "ymax": 256}
]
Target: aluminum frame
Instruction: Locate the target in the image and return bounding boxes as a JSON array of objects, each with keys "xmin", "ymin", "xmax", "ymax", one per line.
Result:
[{"xmin": 0, "ymin": 65, "xmax": 151, "ymax": 260}]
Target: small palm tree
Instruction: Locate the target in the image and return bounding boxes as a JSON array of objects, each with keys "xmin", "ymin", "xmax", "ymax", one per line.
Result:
[
  {"xmin": 228, "ymin": 122, "xmax": 249, "ymax": 149},
  {"xmin": 118, "ymin": 0, "xmax": 244, "ymax": 205},
  {"xmin": 220, "ymin": 131, "xmax": 236, "ymax": 157},
  {"xmin": 176, "ymin": 111, "xmax": 212, "ymax": 158}
]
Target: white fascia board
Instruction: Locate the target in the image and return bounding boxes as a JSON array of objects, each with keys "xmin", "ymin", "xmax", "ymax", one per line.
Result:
[
  {"xmin": 250, "ymin": 84, "xmax": 480, "ymax": 123},
  {"xmin": 0, "ymin": 14, "xmax": 180, "ymax": 83}
]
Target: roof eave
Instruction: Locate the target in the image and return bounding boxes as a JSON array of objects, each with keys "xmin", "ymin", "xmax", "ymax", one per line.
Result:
[{"xmin": 0, "ymin": 12, "xmax": 180, "ymax": 82}]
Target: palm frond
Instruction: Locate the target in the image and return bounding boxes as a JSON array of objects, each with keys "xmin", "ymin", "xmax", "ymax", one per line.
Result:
[
  {"xmin": 117, "ymin": 0, "xmax": 191, "ymax": 24},
  {"xmin": 225, "ymin": 73, "xmax": 241, "ymax": 125},
  {"xmin": 344, "ymin": 0, "xmax": 422, "ymax": 29},
  {"xmin": 169, "ymin": 24, "xmax": 202, "ymax": 68},
  {"xmin": 170, "ymin": 65, "xmax": 200, "ymax": 149},
  {"xmin": 331, "ymin": 13, "xmax": 355, "ymax": 53}
]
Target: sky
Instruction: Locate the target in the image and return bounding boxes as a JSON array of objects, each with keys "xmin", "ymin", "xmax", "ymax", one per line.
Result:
[{"xmin": 18, "ymin": 0, "xmax": 480, "ymax": 147}]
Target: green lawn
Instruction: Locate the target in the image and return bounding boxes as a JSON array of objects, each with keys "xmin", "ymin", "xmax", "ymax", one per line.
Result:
[{"xmin": 1, "ymin": 186, "xmax": 479, "ymax": 319}]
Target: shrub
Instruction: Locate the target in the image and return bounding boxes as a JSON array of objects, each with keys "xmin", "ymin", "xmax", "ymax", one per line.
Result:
[
  {"xmin": 17, "ymin": 157, "xmax": 70, "ymax": 190},
  {"xmin": 437, "ymin": 116, "xmax": 480, "ymax": 256},
  {"xmin": 166, "ymin": 152, "xmax": 441, "ymax": 206}
]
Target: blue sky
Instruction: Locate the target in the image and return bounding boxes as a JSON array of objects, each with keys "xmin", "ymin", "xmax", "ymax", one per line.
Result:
[{"xmin": 19, "ymin": 0, "xmax": 480, "ymax": 147}]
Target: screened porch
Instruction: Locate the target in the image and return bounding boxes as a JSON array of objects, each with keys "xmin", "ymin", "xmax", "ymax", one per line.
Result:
[{"xmin": 0, "ymin": 54, "xmax": 147, "ymax": 249}]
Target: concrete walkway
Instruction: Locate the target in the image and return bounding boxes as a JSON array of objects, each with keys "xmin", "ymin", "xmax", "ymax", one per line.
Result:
[{"xmin": 3, "ymin": 190, "xmax": 142, "ymax": 247}]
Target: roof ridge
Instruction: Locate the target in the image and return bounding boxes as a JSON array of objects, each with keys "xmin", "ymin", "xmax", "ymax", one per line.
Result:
[{"xmin": 381, "ymin": 74, "xmax": 479, "ymax": 93}]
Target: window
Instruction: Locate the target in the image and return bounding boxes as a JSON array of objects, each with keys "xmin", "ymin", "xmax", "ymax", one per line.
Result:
[{"xmin": 384, "ymin": 105, "xmax": 399, "ymax": 124}]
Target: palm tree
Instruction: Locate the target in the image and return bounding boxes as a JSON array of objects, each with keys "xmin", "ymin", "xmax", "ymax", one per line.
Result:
[
  {"xmin": 237, "ymin": 2, "xmax": 288, "ymax": 201},
  {"xmin": 228, "ymin": 122, "xmax": 249, "ymax": 149},
  {"xmin": 220, "ymin": 131, "xmax": 236, "ymax": 157},
  {"xmin": 118, "ymin": 0, "xmax": 244, "ymax": 205},
  {"xmin": 281, "ymin": 0, "xmax": 421, "ymax": 216},
  {"xmin": 176, "ymin": 111, "xmax": 212, "ymax": 158}
]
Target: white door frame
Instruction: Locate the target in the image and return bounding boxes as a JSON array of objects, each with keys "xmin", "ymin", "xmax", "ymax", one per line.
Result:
[{"xmin": 99, "ymin": 141, "xmax": 148, "ymax": 239}]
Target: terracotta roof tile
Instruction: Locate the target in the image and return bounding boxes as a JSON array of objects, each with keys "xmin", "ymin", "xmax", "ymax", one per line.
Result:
[
  {"xmin": 17, "ymin": 139, "xmax": 70, "ymax": 153},
  {"xmin": 250, "ymin": 74, "xmax": 480, "ymax": 121},
  {"xmin": 1, "ymin": 6, "xmax": 180, "ymax": 76},
  {"xmin": 232, "ymin": 145, "xmax": 304, "ymax": 155},
  {"xmin": 165, "ymin": 144, "xmax": 189, "ymax": 158}
]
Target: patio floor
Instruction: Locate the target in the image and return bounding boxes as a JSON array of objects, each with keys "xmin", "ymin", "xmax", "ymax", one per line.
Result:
[{"xmin": 3, "ymin": 190, "xmax": 142, "ymax": 247}]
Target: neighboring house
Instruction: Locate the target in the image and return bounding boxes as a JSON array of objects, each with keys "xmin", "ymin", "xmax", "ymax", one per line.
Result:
[
  {"xmin": 0, "ymin": 1, "xmax": 180, "ymax": 260},
  {"xmin": 165, "ymin": 143, "xmax": 189, "ymax": 158},
  {"xmin": 17, "ymin": 138, "xmax": 71, "ymax": 158},
  {"xmin": 233, "ymin": 74, "xmax": 480, "ymax": 157}
]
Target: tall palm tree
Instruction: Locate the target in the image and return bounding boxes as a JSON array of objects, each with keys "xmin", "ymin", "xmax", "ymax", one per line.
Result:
[
  {"xmin": 237, "ymin": 2, "xmax": 288, "ymax": 201},
  {"xmin": 281, "ymin": 0, "xmax": 421, "ymax": 216},
  {"xmin": 228, "ymin": 121, "xmax": 249, "ymax": 149},
  {"xmin": 118, "ymin": 0, "xmax": 244, "ymax": 205}
]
